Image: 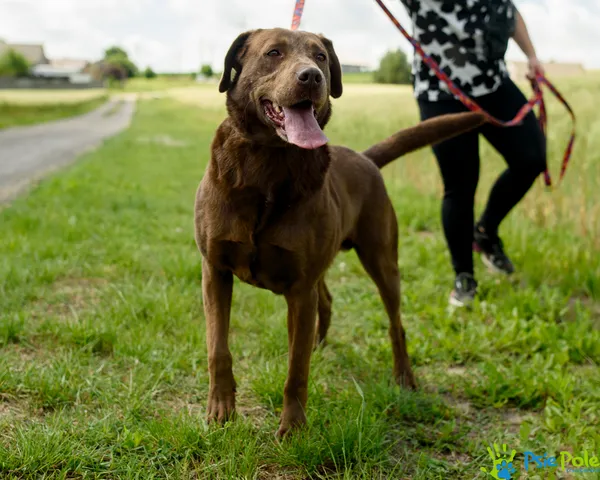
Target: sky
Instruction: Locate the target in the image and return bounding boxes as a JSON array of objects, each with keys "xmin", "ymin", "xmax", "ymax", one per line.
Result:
[{"xmin": 1, "ymin": 0, "xmax": 599, "ymax": 73}]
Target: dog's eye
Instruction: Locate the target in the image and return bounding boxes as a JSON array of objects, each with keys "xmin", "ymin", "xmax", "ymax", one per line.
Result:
[
  {"xmin": 316, "ymin": 53, "xmax": 327, "ymax": 62},
  {"xmin": 266, "ymin": 49, "xmax": 281, "ymax": 57}
]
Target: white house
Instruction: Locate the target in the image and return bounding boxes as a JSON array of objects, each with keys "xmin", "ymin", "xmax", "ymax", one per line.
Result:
[{"xmin": 31, "ymin": 59, "xmax": 93, "ymax": 84}]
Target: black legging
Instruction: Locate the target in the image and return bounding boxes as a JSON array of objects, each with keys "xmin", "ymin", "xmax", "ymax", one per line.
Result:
[{"xmin": 418, "ymin": 78, "xmax": 547, "ymax": 276}]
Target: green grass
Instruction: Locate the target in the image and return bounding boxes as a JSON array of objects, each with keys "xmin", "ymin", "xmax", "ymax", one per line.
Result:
[
  {"xmin": 119, "ymin": 71, "xmax": 374, "ymax": 94},
  {"xmin": 118, "ymin": 76, "xmax": 200, "ymax": 93},
  {"xmin": 0, "ymin": 77, "xmax": 599, "ymax": 479},
  {"xmin": 0, "ymin": 89, "xmax": 107, "ymax": 105},
  {"xmin": 341, "ymin": 71, "xmax": 375, "ymax": 84},
  {"xmin": 0, "ymin": 95, "xmax": 109, "ymax": 129}
]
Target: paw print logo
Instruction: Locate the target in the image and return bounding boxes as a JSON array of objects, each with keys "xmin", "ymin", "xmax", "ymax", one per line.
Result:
[
  {"xmin": 496, "ymin": 459, "xmax": 517, "ymax": 479},
  {"xmin": 480, "ymin": 443, "xmax": 518, "ymax": 479}
]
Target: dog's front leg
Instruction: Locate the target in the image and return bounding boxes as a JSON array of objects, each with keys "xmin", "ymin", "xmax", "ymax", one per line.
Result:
[
  {"xmin": 277, "ymin": 287, "xmax": 318, "ymax": 438},
  {"xmin": 202, "ymin": 257, "xmax": 236, "ymax": 423}
]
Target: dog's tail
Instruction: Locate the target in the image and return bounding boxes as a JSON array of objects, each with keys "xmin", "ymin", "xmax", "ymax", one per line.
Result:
[{"xmin": 362, "ymin": 112, "xmax": 486, "ymax": 169}]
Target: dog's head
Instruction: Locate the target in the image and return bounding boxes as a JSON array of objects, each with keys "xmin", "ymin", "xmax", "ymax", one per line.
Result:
[{"xmin": 218, "ymin": 28, "xmax": 342, "ymax": 149}]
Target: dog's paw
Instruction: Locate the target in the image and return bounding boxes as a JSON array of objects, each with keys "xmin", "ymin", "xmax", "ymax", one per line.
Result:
[
  {"xmin": 394, "ymin": 368, "xmax": 417, "ymax": 390},
  {"xmin": 206, "ymin": 387, "xmax": 236, "ymax": 424},
  {"xmin": 276, "ymin": 406, "xmax": 306, "ymax": 439}
]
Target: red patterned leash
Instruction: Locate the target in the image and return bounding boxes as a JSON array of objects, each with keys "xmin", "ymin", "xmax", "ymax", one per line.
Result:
[
  {"xmin": 290, "ymin": 0, "xmax": 576, "ymax": 187},
  {"xmin": 291, "ymin": 0, "xmax": 305, "ymax": 31},
  {"xmin": 533, "ymin": 75, "xmax": 576, "ymax": 185},
  {"xmin": 372, "ymin": 0, "xmax": 576, "ymax": 187}
]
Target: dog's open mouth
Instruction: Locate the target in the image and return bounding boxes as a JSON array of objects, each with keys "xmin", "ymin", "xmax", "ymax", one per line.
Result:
[{"xmin": 262, "ymin": 99, "xmax": 328, "ymax": 150}]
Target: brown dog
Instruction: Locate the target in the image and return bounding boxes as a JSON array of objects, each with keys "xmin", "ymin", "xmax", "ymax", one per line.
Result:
[{"xmin": 194, "ymin": 28, "xmax": 485, "ymax": 437}]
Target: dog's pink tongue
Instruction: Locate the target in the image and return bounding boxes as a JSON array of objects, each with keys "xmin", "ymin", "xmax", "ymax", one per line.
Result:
[{"xmin": 282, "ymin": 106, "xmax": 328, "ymax": 149}]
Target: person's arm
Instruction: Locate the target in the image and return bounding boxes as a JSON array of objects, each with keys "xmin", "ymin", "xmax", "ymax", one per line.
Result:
[{"xmin": 512, "ymin": 8, "xmax": 544, "ymax": 79}]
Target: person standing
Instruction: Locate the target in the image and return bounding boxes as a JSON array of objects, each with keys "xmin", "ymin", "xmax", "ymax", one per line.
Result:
[{"xmin": 400, "ymin": 0, "xmax": 546, "ymax": 306}]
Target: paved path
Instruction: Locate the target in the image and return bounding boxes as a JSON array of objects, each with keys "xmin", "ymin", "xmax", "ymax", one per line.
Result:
[{"xmin": 0, "ymin": 96, "xmax": 136, "ymax": 202}]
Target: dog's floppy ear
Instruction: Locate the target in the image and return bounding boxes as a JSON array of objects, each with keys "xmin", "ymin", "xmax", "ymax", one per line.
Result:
[
  {"xmin": 318, "ymin": 35, "xmax": 343, "ymax": 99},
  {"xmin": 218, "ymin": 30, "xmax": 256, "ymax": 93}
]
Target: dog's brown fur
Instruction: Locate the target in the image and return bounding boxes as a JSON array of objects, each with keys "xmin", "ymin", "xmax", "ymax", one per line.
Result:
[{"xmin": 194, "ymin": 28, "xmax": 485, "ymax": 437}]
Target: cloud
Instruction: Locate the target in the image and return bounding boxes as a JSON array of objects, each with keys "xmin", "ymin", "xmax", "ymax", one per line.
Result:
[
  {"xmin": 0, "ymin": 0, "xmax": 598, "ymax": 72},
  {"xmin": 506, "ymin": 0, "xmax": 600, "ymax": 67}
]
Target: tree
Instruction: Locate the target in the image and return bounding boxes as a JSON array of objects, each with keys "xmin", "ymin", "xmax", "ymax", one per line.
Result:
[
  {"xmin": 374, "ymin": 49, "xmax": 411, "ymax": 85},
  {"xmin": 144, "ymin": 66, "xmax": 157, "ymax": 79},
  {"xmin": 200, "ymin": 64, "xmax": 213, "ymax": 78},
  {"xmin": 0, "ymin": 49, "xmax": 30, "ymax": 77},
  {"xmin": 104, "ymin": 46, "xmax": 128, "ymax": 58},
  {"xmin": 103, "ymin": 46, "xmax": 138, "ymax": 78},
  {"xmin": 93, "ymin": 61, "xmax": 127, "ymax": 88}
]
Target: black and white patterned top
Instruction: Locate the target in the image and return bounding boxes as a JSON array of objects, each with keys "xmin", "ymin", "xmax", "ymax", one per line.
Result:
[{"xmin": 400, "ymin": 0, "xmax": 516, "ymax": 102}]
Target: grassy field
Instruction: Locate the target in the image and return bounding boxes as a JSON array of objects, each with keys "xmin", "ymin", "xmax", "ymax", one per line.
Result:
[
  {"xmin": 119, "ymin": 71, "xmax": 374, "ymax": 94},
  {"xmin": 340, "ymin": 71, "xmax": 376, "ymax": 84},
  {"xmin": 0, "ymin": 93, "xmax": 108, "ymax": 129},
  {"xmin": 0, "ymin": 89, "xmax": 107, "ymax": 105},
  {"xmin": 0, "ymin": 76, "xmax": 599, "ymax": 479},
  {"xmin": 119, "ymin": 77, "xmax": 200, "ymax": 93}
]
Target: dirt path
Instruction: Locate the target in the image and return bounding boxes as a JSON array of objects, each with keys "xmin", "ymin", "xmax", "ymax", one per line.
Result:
[{"xmin": 0, "ymin": 96, "xmax": 136, "ymax": 203}]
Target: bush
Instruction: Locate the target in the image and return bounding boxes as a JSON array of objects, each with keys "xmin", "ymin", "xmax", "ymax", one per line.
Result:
[
  {"xmin": 144, "ymin": 67, "xmax": 157, "ymax": 79},
  {"xmin": 200, "ymin": 64, "xmax": 213, "ymax": 78},
  {"xmin": 0, "ymin": 49, "xmax": 30, "ymax": 77},
  {"xmin": 94, "ymin": 62, "xmax": 127, "ymax": 88},
  {"xmin": 374, "ymin": 49, "xmax": 411, "ymax": 85},
  {"xmin": 104, "ymin": 46, "xmax": 138, "ymax": 78}
]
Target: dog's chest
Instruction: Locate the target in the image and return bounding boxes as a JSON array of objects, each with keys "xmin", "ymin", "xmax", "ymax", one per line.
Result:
[
  {"xmin": 207, "ymin": 238, "xmax": 302, "ymax": 294},
  {"xmin": 198, "ymin": 178, "xmax": 329, "ymax": 294}
]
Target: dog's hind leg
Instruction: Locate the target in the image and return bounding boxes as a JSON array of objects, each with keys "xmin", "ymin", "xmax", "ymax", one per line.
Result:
[
  {"xmin": 356, "ymin": 246, "xmax": 416, "ymax": 389},
  {"xmin": 315, "ymin": 279, "xmax": 332, "ymax": 347},
  {"xmin": 355, "ymin": 211, "xmax": 417, "ymax": 390}
]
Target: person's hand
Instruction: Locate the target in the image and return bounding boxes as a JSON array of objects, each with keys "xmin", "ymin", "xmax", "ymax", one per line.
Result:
[{"xmin": 527, "ymin": 56, "xmax": 544, "ymax": 80}]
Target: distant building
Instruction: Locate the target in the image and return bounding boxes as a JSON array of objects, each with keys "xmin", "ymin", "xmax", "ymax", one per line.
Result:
[
  {"xmin": 32, "ymin": 58, "xmax": 93, "ymax": 84},
  {"xmin": 506, "ymin": 60, "xmax": 585, "ymax": 79},
  {"xmin": 48, "ymin": 58, "xmax": 90, "ymax": 71},
  {"xmin": 0, "ymin": 40, "xmax": 49, "ymax": 66},
  {"xmin": 0, "ymin": 40, "xmax": 99, "ymax": 86}
]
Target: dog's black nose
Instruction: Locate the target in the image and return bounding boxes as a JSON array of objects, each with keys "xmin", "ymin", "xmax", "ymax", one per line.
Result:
[{"xmin": 297, "ymin": 67, "xmax": 323, "ymax": 87}]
